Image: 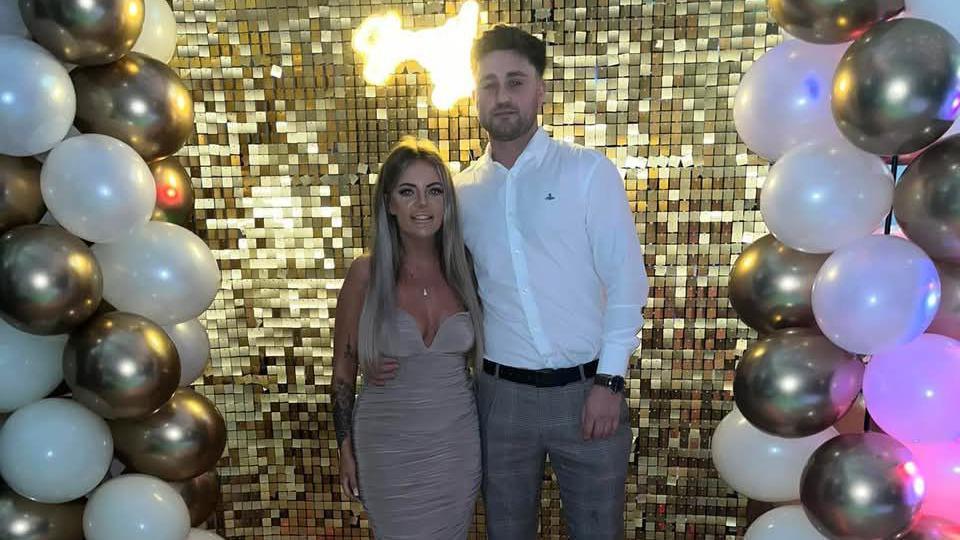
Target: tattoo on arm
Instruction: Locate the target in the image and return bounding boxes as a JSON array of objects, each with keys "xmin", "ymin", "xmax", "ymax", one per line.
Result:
[{"xmin": 333, "ymin": 342, "xmax": 358, "ymax": 447}]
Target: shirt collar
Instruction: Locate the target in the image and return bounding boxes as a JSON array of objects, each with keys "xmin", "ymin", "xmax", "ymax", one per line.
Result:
[{"xmin": 479, "ymin": 127, "xmax": 551, "ymax": 170}]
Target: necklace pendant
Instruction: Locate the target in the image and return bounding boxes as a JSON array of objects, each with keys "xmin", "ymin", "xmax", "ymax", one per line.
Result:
[{"xmin": 423, "ymin": 287, "xmax": 428, "ymax": 297}]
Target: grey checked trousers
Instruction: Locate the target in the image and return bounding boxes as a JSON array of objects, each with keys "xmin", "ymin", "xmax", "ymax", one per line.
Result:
[{"xmin": 477, "ymin": 370, "xmax": 632, "ymax": 540}]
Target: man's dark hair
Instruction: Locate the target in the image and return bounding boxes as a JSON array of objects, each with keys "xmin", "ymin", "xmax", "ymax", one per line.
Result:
[{"xmin": 471, "ymin": 25, "xmax": 547, "ymax": 76}]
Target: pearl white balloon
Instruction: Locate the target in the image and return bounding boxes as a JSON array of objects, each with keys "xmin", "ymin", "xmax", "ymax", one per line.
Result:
[
  {"xmin": 0, "ymin": 319, "xmax": 66, "ymax": 412},
  {"xmin": 711, "ymin": 407, "xmax": 837, "ymax": 502},
  {"xmin": 761, "ymin": 140, "xmax": 894, "ymax": 253},
  {"xmin": 187, "ymin": 529, "xmax": 225, "ymax": 540},
  {"xmin": 132, "ymin": 0, "xmax": 178, "ymax": 63},
  {"xmin": 0, "ymin": 398, "xmax": 112, "ymax": 503},
  {"xmin": 944, "ymin": 119, "xmax": 960, "ymax": 139},
  {"xmin": 906, "ymin": 0, "xmax": 960, "ymax": 41},
  {"xmin": 746, "ymin": 505, "xmax": 829, "ymax": 540},
  {"xmin": 0, "ymin": 37, "xmax": 75, "ymax": 156},
  {"xmin": 41, "ymin": 134, "xmax": 156, "ymax": 243},
  {"xmin": 734, "ymin": 39, "xmax": 848, "ymax": 162},
  {"xmin": 163, "ymin": 319, "xmax": 211, "ymax": 386},
  {"xmin": 84, "ymin": 474, "xmax": 190, "ymax": 540},
  {"xmin": 93, "ymin": 222, "xmax": 220, "ymax": 326},
  {"xmin": 0, "ymin": 0, "xmax": 29, "ymax": 38},
  {"xmin": 812, "ymin": 235, "xmax": 941, "ymax": 354}
]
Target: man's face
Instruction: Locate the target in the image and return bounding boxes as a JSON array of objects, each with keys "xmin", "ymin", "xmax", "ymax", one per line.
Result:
[{"xmin": 474, "ymin": 50, "xmax": 545, "ymax": 142}]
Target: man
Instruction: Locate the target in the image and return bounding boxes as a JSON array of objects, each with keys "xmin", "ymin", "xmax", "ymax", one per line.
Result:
[{"xmin": 455, "ymin": 24, "xmax": 648, "ymax": 540}]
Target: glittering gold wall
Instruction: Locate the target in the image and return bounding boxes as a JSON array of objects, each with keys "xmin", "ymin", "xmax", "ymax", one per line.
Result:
[{"xmin": 172, "ymin": 0, "xmax": 778, "ymax": 537}]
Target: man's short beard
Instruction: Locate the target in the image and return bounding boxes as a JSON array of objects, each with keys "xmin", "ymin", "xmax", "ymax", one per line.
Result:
[{"xmin": 481, "ymin": 111, "xmax": 537, "ymax": 142}]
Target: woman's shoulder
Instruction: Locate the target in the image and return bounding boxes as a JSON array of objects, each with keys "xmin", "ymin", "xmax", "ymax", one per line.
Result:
[{"xmin": 343, "ymin": 254, "xmax": 372, "ymax": 293}]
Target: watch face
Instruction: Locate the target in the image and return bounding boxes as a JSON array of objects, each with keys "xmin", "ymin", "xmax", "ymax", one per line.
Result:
[{"xmin": 596, "ymin": 375, "xmax": 625, "ymax": 393}]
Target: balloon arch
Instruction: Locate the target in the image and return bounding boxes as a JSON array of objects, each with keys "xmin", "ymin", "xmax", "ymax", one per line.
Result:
[
  {"xmin": 715, "ymin": 1, "xmax": 960, "ymax": 539},
  {"xmin": 0, "ymin": 1, "xmax": 226, "ymax": 539}
]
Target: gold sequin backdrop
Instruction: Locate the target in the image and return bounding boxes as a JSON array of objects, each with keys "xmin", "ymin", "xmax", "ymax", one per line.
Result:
[{"xmin": 171, "ymin": 0, "xmax": 779, "ymax": 537}]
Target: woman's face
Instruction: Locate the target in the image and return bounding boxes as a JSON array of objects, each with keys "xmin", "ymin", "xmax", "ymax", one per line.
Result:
[{"xmin": 388, "ymin": 159, "xmax": 445, "ymax": 240}]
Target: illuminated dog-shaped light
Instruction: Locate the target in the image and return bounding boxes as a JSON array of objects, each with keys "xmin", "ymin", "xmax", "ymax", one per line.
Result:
[{"xmin": 352, "ymin": 1, "xmax": 480, "ymax": 109}]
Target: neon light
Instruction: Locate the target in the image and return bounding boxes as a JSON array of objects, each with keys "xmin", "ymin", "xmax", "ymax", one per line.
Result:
[{"xmin": 353, "ymin": 1, "xmax": 480, "ymax": 109}]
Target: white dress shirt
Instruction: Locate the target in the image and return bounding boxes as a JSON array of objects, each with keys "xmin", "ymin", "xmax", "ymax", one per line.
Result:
[{"xmin": 454, "ymin": 128, "xmax": 648, "ymax": 377}]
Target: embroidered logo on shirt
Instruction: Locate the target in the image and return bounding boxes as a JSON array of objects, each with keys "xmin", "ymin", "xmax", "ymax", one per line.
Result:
[{"xmin": 545, "ymin": 193, "xmax": 556, "ymax": 200}]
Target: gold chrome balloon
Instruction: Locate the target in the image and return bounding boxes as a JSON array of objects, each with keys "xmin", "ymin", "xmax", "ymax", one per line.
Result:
[
  {"xmin": 150, "ymin": 157, "xmax": 194, "ymax": 227},
  {"xmin": 833, "ymin": 19, "xmax": 960, "ymax": 156},
  {"xmin": 769, "ymin": 0, "xmax": 903, "ymax": 44},
  {"xmin": 18, "ymin": 0, "xmax": 145, "ymax": 65},
  {"xmin": 801, "ymin": 433, "xmax": 924, "ymax": 539},
  {"xmin": 0, "ymin": 481, "xmax": 84, "ymax": 540},
  {"xmin": 111, "ymin": 389, "xmax": 226, "ymax": 481},
  {"xmin": 63, "ymin": 311, "xmax": 180, "ymax": 419},
  {"xmin": 734, "ymin": 328, "xmax": 863, "ymax": 438},
  {"xmin": 929, "ymin": 261, "xmax": 960, "ymax": 339},
  {"xmin": 0, "ymin": 156, "xmax": 44, "ymax": 235},
  {"xmin": 0, "ymin": 225, "xmax": 102, "ymax": 335},
  {"xmin": 171, "ymin": 470, "xmax": 219, "ymax": 527},
  {"xmin": 728, "ymin": 235, "xmax": 828, "ymax": 333},
  {"xmin": 71, "ymin": 52, "xmax": 194, "ymax": 162},
  {"xmin": 894, "ymin": 135, "xmax": 960, "ymax": 263}
]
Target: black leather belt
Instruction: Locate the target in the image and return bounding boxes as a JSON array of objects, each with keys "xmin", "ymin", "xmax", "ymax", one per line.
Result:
[{"xmin": 482, "ymin": 359, "xmax": 598, "ymax": 388}]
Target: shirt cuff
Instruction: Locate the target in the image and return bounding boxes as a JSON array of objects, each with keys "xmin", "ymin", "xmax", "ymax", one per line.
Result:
[{"xmin": 597, "ymin": 343, "xmax": 633, "ymax": 378}]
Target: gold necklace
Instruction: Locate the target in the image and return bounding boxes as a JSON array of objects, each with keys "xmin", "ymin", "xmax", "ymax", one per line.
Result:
[{"xmin": 403, "ymin": 269, "xmax": 430, "ymax": 299}]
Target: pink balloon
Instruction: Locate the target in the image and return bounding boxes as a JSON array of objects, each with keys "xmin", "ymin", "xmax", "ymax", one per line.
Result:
[
  {"xmin": 864, "ymin": 334, "xmax": 960, "ymax": 444},
  {"xmin": 907, "ymin": 442, "xmax": 960, "ymax": 522}
]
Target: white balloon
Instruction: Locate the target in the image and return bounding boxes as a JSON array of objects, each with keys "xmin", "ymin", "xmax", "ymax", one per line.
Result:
[
  {"xmin": 734, "ymin": 40, "xmax": 848, "ymax": 162},
  {"xmin": 33, "ymin": 125, "xmax": 81, "ymax": 163},
  {"xmin": 41, "ymin": 134, "xmax": 156, "ymax": 243},
  {"xmin": 746, "ymin": 505, "xmax": 829, "ymax": 540},
  {"xmin": 812, "ymin": 235, "xmax": 941, "ymax": 354},
  {"xmin": 0, "ymin": 319, "xmax": 66, "ymax": 412},
  {"xmin": 84, "ymin": 474, "xmax": 190, "ymax": 540},
  {"xmin": 0, "ymin": 37, "xmax": 75, "ymax": 157},
  {"xmin": 0, "ymin": 398, "xmax": 112, "ymax": 503},
  {"xmin": 711, "ymin": 408, "xmax": 837, "ymax": 502},
  {"xmin": 93, "ymin": 222, "xmax": 221, "ymax": 326},
  {"xmin": 163, "ymin": 319, "xmax": 211, "ymax": 386},
  {"xmin": 0, "ymin": 0, "xmax": 29, "ymax": 38},
  {"xmin": 132, "ymin": 0, "xmax": 178, "ymax": 63},
  {"xmin": 187, "ymin": 529, "xmax": 225, "ymax": 540},
  {"xmin": 906, "ymin": 0, "xmax": 960, "ymax": 41},
  {"xmin": 761, "ymin": 140, "xmax": 894, "ymax": 253},
  {"xmin": 944, "ymin": 119, "xmax": 960, "ymax": 139}
]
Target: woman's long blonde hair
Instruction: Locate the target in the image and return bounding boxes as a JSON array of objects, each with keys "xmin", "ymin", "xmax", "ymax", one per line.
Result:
[{"xmin": 357, "ymin": 137, "xmax": 484, "ymax": 374}]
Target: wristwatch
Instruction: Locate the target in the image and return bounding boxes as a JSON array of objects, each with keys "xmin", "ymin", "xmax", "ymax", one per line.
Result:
[{"xmin": 594, "ymin": 374, "xmax": 626, "ymax": 394}]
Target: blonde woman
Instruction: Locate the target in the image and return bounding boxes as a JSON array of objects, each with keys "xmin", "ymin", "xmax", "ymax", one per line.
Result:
[{"xmin": 331, "ymin": 137, "xmax": 484, "ymax": 539}]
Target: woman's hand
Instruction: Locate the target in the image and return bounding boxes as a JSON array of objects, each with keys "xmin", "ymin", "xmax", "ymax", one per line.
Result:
[{"xmin": 339, "ymin": 437, "xmax": 360, "ymax": 501}]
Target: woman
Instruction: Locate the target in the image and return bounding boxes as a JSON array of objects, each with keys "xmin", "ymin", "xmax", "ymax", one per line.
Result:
[{"xmin": 331, "ymin": 137, "xmax": 484, "ymax": 539}]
